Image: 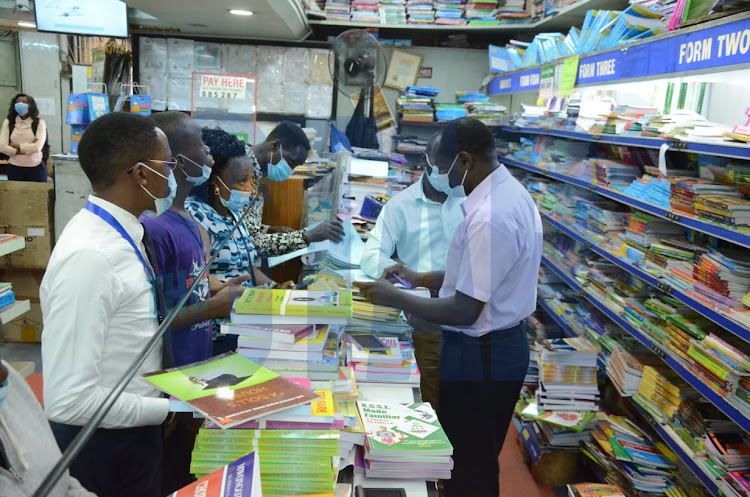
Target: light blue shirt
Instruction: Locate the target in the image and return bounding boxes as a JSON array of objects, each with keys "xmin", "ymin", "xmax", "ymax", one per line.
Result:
[
  {"xmin": 440, "ymin": 165, "xmax": 543, "ymax": 337},
  {"xmin": 360, "ymin": 174, "xmax": 465, "ymax": 279}
]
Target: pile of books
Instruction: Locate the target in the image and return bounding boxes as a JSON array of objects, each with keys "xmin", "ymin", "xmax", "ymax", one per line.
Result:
[
  {"xmin": 348, "ymin": 287, "xmax": 415, "ymax": 334},
  {"xmin": 536, "ymin": 336, "xmax": 601, "ymax": 411},
  {"xmin": 434, "ymin": 103, "xmax": 467, "ymax": 122},
  {"xmin": 191, "ymin": 427, "xmax": 341, "ymax": 495},
  {"xmin": 671, "ymin": 179, "xmax": 739, "ymax": 216},
  {"xmin": 380, "ymin": 0, "xmax": 407, "ymax": 23},
  {"xmin": 691, "ymin": 248, "xmax": 750, "ymax": 309},
  {"xmin": 634, "ymin": 365, "xmax": 695, "ymax": 423},
  {"xmin": 704, "ymin": 431, "xmax": 750, "ymax": 472},
  {"xmin": 351, "ymin": 0, "xmax": 381, "ymax": 22},
  {"xmin": 346, "ymin": 334, "xmax": 420, "ymax": 384},
  {"xmin": 0, "ymin": 282, "xmax": 15, "ymax": 311},
  {"xmin": 394, "ymin": 135, "xmax": 429, "ymax": 155},
  {"xmin": 623, "ymin": 212, "xmax": 685, "ymax": 250},
  {"xmin": 357, "ymin": 401, "xmax": 453, "ymax": 479},
  {"xmin": 496, "ymin": 0, "xmax": 531, "ymax": 23},
  {"xmin": 435, "ymin": 0, "xmax": 467, "ymax": 24},
  {"xmin": 227, "ymin": 288, "xmax": 352, "ymax": 380},
  {"xmin": 398, "ymin": 86, "xmax": 439, "ymax": 123},
  {"xmin": 695, "ymin": 194, "xmax": 750, "ymax": 228},
  {"xmin": 606, "ymin": 344, "xmax": 662, "ymax": 397},
  {"xmin": 465, "ymin": 1, "xmax": 500, "ymax": 23},
  {"xmin": 324, "ymin": 0, "xmax": 352, "ymax": 21},
  {"xmin": 518, "ymin": 398, "xmax": 597, "ymax": 448},
  {"xmin": 406, "ymin": 0, "xmax": 435, "ymax": 23}
]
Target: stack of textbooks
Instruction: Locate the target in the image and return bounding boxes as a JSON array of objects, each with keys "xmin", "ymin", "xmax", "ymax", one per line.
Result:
[
  {"xmin": 435, "ymin": 0, "xmax": 466, "ymax": 24},
  {"xmin": 519, "ymin": 399, "xmax": 597, "ymax": 448},
  {"xmin": 606, "ymin": 344, "xmax": 663, "ymax": 397},
  {"xmin": 348, "ymin": 287, "xmax": 415, "ymax": 334},
  {"xmin": 345, "ymin": 334, "xmax": 420, "ymax": 384},
  {"xmin": 191, "ymin": 427, "xmax": 341, "ymax": 495},
  {"xmin": 671, "ymin": 179, "xmax": 739, "ymax": 216},
  {"xmin": 495, "ymin": 0, "xmax": 531, "ymax": 24},
  {"xmin": 227, "ymin": 288, "xmax": 352, "ymax": 380},
  {"xmin": 464, "ymin": 101, "xmax": 507, "ymax": 126},
  {"xmin": 465, "ymin": 1, "xmax": 500, "ymax": 23},
  {"xmin": 704, "ymin": 431, "xmax": 750, "ymax": 472},
  {"xmin": 0, "ymin": 282, "xmax": 15, "ymax": 311},
  {"xmin": 351, "ymin": 0, "xmax": 381, "ymax": 22},
  {"xmin": 634, "ymin": 365, "xmax": 696, "ymax": 423},
  {"xmin": 168, "ymin": 452, "xmax": 261, "ymax": 497},
  {"xmin": 691, "ymin": 248, "xmax": 750, "ymax": 309},
  {"xmin": 695, "ymin": 194, "xmax": 750, "ymax": 228},
  {"xmin": 395, "ymin": 135, "xmax": 429, "ymax": 155},
  {"xmin": 398, "ymin": 86, "xmax": 439, "ymax": 123},
  {"xmin": 406, "ymin": 0, "xmax": 435, "ymax": 23},
  {"xmin": 536, "ymin": 336, "xmax": 601, "ymax": 411},
  {"xmin": 324, "ymin": 0, "xmax": 352, "ymax": 21},
  {"xmin": 379, "ymin": 0, "xmax": 407, "ymax": 23},
  {"xmin": 434, "ymin": 103, "xmax": 467, "ymax": 122},
  {"xmin": 623, "ymin": 212, "xmax": 685, "ymax": 250},
  {"xmin": 357, "ymin": 402, "xmax": 453, "ymax": 480}
]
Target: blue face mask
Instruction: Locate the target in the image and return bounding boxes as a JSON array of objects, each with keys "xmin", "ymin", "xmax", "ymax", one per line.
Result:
[
  {"xmin": 178, "ymin": 154, "xmax": 212, "ymax": 186},
  {"xmin": 14, "ymin": 102, "xmax": 28, "ymax": 116},
  {"xmin": 0, "ymin": 377, "xmax": 9, "ymax": 410},
  {"xmin": 267, "ymin": 143, "xmax": 294, "ymax": 182},
  {"xmin": 426, "ymin": 154, "xmax": 467, "ymax": 198},
  {"xmin": 138, "ymin": 162, "xmax": 177, "ymax": 217},
  {"xmin": 217, "ymin": 177, "xmax": 254, "ymax": 211}
]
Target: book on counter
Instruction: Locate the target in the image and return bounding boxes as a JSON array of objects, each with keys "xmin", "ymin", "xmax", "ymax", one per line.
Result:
[
  {"xmin": 168, "ymin": 451, "xmax": 260, "ymax": 497},
  {"xmin": 231, "ymin": 288, "xmax": 353, "ymax": 325},
  {"xmin": 143, "ymin": 353, "xmax": 319, "ymax": 429}
]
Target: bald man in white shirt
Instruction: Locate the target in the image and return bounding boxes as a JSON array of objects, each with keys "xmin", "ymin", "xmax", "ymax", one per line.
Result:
[
  {"xmin": 357, "ymin": 117, "xmax": 543, "ymax": 497},
  {"xmin": 41, "ymin": 112, "xmax": 176, "ymax": 497}
]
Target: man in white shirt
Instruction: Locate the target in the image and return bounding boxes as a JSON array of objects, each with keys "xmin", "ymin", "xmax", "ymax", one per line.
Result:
[
  {"xmin": 41, "ymin": 112, "xmax": 175, "ymax": 497},
  {"xmin": 356, "ymin": 117, "xmax": 543, "ymax": 497},
  {"xmin": 360, "ymin": 132, "xmax": 464, "ymax": 409}
]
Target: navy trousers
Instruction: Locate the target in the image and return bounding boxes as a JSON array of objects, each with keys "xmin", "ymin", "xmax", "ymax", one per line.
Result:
[
  {"xmin": 439, "ymin": 323, "xmax": 530, "ymax": 497},
  {"xmin": 50, "ymin": 422, "xmax": 163, "ymax": 497}
]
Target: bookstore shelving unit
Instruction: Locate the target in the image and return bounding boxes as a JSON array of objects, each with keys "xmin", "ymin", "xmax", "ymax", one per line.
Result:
[
  {"xmin": 537, "ymin": 297, "xmax": 578, "ymax": 338},
  {"xmin": 0, "ymin": 235, "xmax": 30, "ymax": 324}
]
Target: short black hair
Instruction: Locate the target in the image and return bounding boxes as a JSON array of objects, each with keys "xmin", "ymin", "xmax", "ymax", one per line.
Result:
[
  {"xmin": 150, "ymin": 111, "xmax": 190, "ymax": 141},
  {"xmin": 267, "ymin": 121, "xmax": 310, "ymax": 151},
  {"xmin": 437, "ymin": 117, "xmax": 493, "ymax": 161},
  {"xmin": 7, "ymin": 93, "xmax": 39, "ymax": 122},
  {"xmin": 190, "ymin": 127, "xmax": 247, "ymax": 202},
  {"xmin": 78, "ymin": 113, "xmax": 160, "ymax": 190}
]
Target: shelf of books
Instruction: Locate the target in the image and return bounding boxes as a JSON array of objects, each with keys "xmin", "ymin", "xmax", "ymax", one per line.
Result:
[
  {"xmin": 501, "ymin": 127, "xmax": 750, "ymax": 161},
  {"xmin": 539, "ymin": 210, "xmax": 750, "ymax": 344},
  {"xmin": 502, "ymin": 156, "xmax": 750, "ymax": 250},
  {"xmin": 488, "ymin": 12, "xmax": 750, "ymax": 95}
]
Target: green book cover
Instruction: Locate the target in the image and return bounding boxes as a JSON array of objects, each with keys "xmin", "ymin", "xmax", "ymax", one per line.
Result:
[
  {"xmin": 194, "ymin": 439, "xmax": 339, "ymax": 455},
  {"xmin": 663, "ymin": 82, "xmax": 674, "ymax": 114},
  {"xmin": 234, "ymin": 288, "xmax": 352, "ymax": 317},
  {"xmin": 357, "ymin": 402, "xmax": 453, "ymax": 459},
  {"xmin": 197, "ymin": 428, "xmax": 340, "ymax": 441},
  {"xmin": 677, "ymin": 82, "xmax": 688, "ymax": 110},
  {"xmin": 143, "ymin": 353, "xmax": 319, "ymax": 429}
]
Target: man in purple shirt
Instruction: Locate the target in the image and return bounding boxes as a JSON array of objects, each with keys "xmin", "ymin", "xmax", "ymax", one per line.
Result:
[{"xmin": 141, "ymin": 111, "xmax": 248, "ymax": 494}]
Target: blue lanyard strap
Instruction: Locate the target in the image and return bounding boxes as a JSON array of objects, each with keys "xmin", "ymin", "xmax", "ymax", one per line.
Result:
[{"xmin": 85, "ymin": 201, "xmax": 156, "ymax": 285}]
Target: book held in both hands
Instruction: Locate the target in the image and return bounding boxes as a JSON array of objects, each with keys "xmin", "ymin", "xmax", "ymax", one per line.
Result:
[
  {"xmin": 142, "ymin": 353, "xmax": 319, "ymax": 429},
  {"xmin": 167, "ymin": 451, "xmax": 261, "ymax": 497}
]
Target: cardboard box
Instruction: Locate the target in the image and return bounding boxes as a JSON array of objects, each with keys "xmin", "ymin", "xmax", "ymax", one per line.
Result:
[
  {"xmin": 0, "ymin": 181, "xmax": 54, "ymax": 270},
  {"xmin": 4, "ymin": 301, "xmax": 42, "ymax": 343}
]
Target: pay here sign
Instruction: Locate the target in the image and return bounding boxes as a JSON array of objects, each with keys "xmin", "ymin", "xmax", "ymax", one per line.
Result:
[{"xmin": 199, "ymin": 75, "xmax": 247, "ymax": 99}]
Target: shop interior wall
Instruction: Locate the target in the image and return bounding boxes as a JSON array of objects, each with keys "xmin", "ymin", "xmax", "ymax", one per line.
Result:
[{"xmin": 0, "ymin": 34, "xmax": 20, "ymax": 117}]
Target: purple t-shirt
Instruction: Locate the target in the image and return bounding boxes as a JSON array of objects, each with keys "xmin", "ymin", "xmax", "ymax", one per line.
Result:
[{"xmin": 141, "ymin": 210, "xmax": 212, "ymax": 366}]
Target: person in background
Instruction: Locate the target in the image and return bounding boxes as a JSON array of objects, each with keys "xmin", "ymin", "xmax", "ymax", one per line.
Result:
[
  {"xmin": 246, "ymin": 122, "xmax": 344, "ymax": 256},
  {"xmin": 0, "ymin": 94, "xmax": 48, "ymax": 182},
  {"xmin": 143, "ymin": 112, "xmax": 249, "ymax": 494},
  {"xmin": 356, "ymin": 117, "xmax": 543, "ymax": 497},
  {"xmin": 360, "ymin": 131, "xmax": 464, "ymax": 411},
  {"xmin": 0, "ymin": 321, "xmax": 97, "ymax": 497},
  {"xmin": 41, "ymin": 112, "xmax": 174, "ymax": 497},
  {"xmin": 186, "ymin": 127, "xmax": 292, "ymax": 354}
]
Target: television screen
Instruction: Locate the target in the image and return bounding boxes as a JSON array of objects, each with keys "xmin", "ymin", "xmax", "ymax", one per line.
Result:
[{"xmin": 35, "ymin": 0, "xmax": 128, "ymax": 38}]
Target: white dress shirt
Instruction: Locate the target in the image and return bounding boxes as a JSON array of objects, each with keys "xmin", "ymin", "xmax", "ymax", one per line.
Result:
[
  {"xmin": 360, "ymin": 175, "xmax": 465, "ymax": 279},
  {"xmin": 440, "ymin": 165, "xmax": 543, "ymax": 337},
  {"xmin": 41, "ymin": 195, "xmax": 169, "ymax": 428}
]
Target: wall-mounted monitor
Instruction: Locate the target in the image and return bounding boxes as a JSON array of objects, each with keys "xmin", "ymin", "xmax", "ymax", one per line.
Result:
[{"xmin": 35, "ymin": 0, "xmax": 128, "ymax": 38}]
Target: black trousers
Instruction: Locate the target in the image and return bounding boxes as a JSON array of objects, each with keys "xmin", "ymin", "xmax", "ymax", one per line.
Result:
[
  {"xmin": 439, "ymin": 324, "xmax": 529, "ymax": 497},
  {"xmin": 6, "ymin": 163, "xmax": 47, "ymax": 182},
  {"xmin": 50, "ymin": 422, "xmax": 163, "ymax": 497}
]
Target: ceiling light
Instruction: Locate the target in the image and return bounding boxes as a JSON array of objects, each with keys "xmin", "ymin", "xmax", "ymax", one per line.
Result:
[
  {"xmin": 229, "ymin": 9, "xmax": 253, "ymax": 16},
  {"xmin": 17, "ymin": 21, "xmax": 36, "ymax": 28}
]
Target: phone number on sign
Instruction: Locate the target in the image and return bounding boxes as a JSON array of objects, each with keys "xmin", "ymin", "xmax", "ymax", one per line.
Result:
[{"xmin": 199, "ymin": 90, "xmax": 244, "ymax": 99}]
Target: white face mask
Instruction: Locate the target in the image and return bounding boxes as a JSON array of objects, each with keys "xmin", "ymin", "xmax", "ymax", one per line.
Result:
[
  {"xmin": 137, "ymin": 162, "xmax": 178, "ymax": 217},
  {"xmin": 178, "ymin": 154, "xmax": 212, "ymax": 186}
]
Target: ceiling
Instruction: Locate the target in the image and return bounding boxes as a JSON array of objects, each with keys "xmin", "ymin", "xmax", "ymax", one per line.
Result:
[{"xmin": 124, "ymin": 0, "xmax": 311, "ymax": 41}]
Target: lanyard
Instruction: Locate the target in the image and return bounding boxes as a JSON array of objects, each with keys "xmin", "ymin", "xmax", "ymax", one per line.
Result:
[
  {"xmin": 228, "ymin": 208, "xmax": 257, "ymax": 287},
  {"xmin": 85, "ymin": 200, "xmax": 158, "ymax": 300}
]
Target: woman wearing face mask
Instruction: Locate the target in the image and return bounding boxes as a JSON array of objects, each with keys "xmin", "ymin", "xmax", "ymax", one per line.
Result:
[
  {"xmin": 0, "ymin": 94, "xmax": 48, "ymax": 182},
  {"xmin": 244, "ymin": 122, "xmax": 345, "ymax": 257}
]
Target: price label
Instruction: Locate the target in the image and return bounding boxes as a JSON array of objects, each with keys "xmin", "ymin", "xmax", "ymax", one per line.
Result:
[
  {"xmin": 512, "ymin": 126, "xmax": 521, "ymax": 133},
  {"xmin": 651, "ymin": 345, "xmax": 666, "ymax": 359},
  {"xmin": 670, "ymin": 140, "xmax": 688, "ymax": 151},
  {"xmin": 665, "ymin": 211, "xmax": 680, "ymax": 222},
  {"xmin": 592, "ymin": 135, "xmax": 601, "ymax": 141},
  {"xmin": 657, "ymin": 282, "xmax": 673, "ymax": 295},
  {"xmin": 588, "ymin": 183, "xmax": 598, "ymax": 191}
]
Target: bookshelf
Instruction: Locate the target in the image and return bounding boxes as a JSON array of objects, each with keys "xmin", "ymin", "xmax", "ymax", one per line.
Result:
[{"xmin": 488, "ymin": 12, "xmax": 750, "ymax": 94}]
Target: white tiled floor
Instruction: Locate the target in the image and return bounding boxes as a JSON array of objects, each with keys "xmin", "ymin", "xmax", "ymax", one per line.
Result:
[{"xmin": 3, "ymin": 342, "xmax": 42, "ymax": 372}]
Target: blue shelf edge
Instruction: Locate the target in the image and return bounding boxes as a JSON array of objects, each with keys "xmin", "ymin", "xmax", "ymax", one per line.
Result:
[
  {"xmin": 498, "ymin": 120, "xmax": 750, "ymax": 160},
  {"xmin": 631, "ymin": 403, "xmax": 722, "ymax": 497},
  {"xmin": 537, "ymin": 297, "xmax": 578, "ymax": 338},
  {"xmin": 540, "ymin": 211, "xmax": 750, "ymax": 345},
  {"xmin": 539, "ymin": 256, "xmax": 750, "ymax": 434},
  {"xmin": 501, "ymin": 156, "xmax": 750, "ymax": 250}
]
